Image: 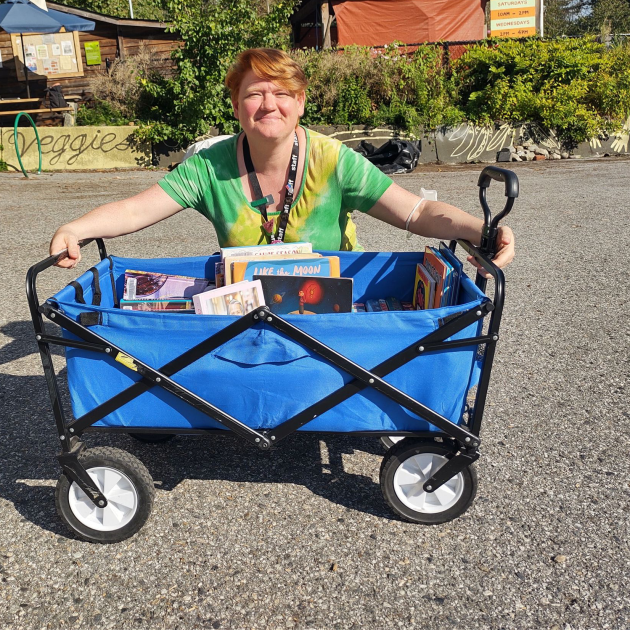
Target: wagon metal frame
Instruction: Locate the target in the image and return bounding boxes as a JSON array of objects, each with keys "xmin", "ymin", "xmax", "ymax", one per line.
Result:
[{"xmin": 26, "ymin": 165, "xmax": 517, "ymax": 536}]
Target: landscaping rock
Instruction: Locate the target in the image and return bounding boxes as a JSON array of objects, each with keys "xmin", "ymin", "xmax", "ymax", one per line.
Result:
[
  {"xmin": 561, "ymin": 152, "xmax": 570, "ymax": 159},
  {"xmin": 511, "ymin": 154, "xmax": 522, "ymax": 162},
  {"xmin": 515, "ymin": 145, "xmax": 524, "ymax": 152},
  {"xmin": 524, "ymin": 143, "xmax": 539, "ymax": 152},
  {"xmin": 535, "ymin": 148, "xmax": 550, "ymax": 158},
  {"xmin": 569, "ymin": 154, "xmax": 582, "ymax": 159},
  {"xmin": 497, "ymin": 148, "xmax": 512, "ymax": 162},
  {"xmin": 507, "ymin": 145, "xmax": 517, "ymax": 154},
  {"xmin": 524, "ymin": 151, "xmax": 536, "ymax": 161}
]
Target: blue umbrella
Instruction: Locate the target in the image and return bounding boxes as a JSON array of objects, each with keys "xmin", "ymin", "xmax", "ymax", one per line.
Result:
[{"xmin": 0, "ymin": 0, "xmax": 95, "ymax": 96}]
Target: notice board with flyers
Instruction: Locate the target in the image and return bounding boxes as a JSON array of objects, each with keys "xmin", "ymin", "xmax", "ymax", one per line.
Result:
[{"xmin": 11, "ymin": 31, "xmax": 84, "ymax": 81}]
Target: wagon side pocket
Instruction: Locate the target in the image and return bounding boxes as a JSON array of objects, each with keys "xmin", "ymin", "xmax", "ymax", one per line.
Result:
[{"xmin": 211, "ymin": 327, "xmax": 310, "ymax": 366}]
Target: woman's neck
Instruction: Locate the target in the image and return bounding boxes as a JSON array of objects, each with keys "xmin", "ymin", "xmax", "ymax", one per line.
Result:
[{"xmin": 245, "ymin": 128, "xmax": 298, "ymax": 176}]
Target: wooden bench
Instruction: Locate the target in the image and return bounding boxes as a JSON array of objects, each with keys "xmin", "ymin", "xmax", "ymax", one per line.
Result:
[{"xmin": 0, "ymin": 107, "xmax": 75, "ymax": 116}]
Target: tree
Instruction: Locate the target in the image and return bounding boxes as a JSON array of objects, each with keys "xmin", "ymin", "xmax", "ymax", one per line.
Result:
[
  {"xmin": 138, "ymin": 0, "xmax": 299, "ymax": 143},
  {"xmin": 589, "ymin": 0, "xmax": 630, "ymax": 33},
  {"xmin": 59, "ymin": 0, "xmax": 169, "ymax": 20},
  {"xmin": 544, "ymin": 0, "xmax": 590, "ymax": 37}
]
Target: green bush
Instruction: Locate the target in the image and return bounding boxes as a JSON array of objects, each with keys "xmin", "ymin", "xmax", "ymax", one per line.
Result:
[
  {"xmin": 452, "ymin": 36, "xmax": 630, "ymax": 145},
  {"xmin": 130, "ymin": 32, "xmax": 630, "ymax": 147},
  {"xmin": 294, "ymin": 44, "xmax": 464, "ymax": 134},
  {"xmin": 76, "ymin": 100, "xmax": 132, "ymax": 126}
]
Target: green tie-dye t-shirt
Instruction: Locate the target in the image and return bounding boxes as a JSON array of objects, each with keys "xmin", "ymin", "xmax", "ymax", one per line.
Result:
[{"xmin": 158, "ymin": 128, "xmax": 392, "ymax": 251}]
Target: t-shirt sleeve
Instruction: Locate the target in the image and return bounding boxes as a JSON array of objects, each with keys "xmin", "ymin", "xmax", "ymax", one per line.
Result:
[
  {"xmin": 157, "ymin": 154, "xmax": 209, "ymax": 211},
  {"xmin": 336, "ymin": 143, "xmax": 393, "ymax": 213}
]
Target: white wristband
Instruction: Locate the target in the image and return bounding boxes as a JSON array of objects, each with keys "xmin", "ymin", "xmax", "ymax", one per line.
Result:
[{"xmin": 405, "ymin": 198, "xmax": 425, "ymax": 232}]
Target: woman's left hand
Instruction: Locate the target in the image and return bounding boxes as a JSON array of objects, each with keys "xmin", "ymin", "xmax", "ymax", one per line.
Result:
[{"xmin": 467, "ymin": 225, "xmax": 515, "ymax": 279}]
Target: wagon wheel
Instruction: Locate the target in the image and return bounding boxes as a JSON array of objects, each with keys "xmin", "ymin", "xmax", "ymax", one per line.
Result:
[
  {"xmin": 380, "ymin": 439, "xmax": 477, "ymax": 525},
  {"xmin": 129, "ymin": 432, "xmax": 176, "ymax": 444},
  {"xmin": 55, "ymin": 446, "xmax": 155, "ymax": 543},
  {"xmin": 380, "ymin": 436, "xmax": 405, "ymax": 449}
]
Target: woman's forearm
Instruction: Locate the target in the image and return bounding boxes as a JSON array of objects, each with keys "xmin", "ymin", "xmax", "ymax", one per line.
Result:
[
  {"xmin": 368, "ymin": 183, "xmax": 484, "ymax": 244},
  {"xmin": 56, "ymin": 198, "xmax": 141, "ymax": 242},
  {"xmin": 52, "ymin": 184, "xmax": 184, "ymax": 245},
  {"xmin": 410, "ymin": 200, "xmax": 484, "ymax": 245}
]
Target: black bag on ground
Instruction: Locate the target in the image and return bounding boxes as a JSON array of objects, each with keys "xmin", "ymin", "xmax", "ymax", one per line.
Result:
[
  {"xmin": 355, "ymin": 139, "xmax": 421, "ymax": 175},
  {"xmin": 45, "ymin": 84, "xmax": 68, "ymax": 109}
]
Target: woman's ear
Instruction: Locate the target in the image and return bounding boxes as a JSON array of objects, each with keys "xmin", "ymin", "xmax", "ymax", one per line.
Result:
[
  {"xmin": 297, "ymin": 91, "xmax": 305, "ymax": 118},
  {"xmin": 231, "ymin": 97, "xmax": 239, "ymax": 120}
]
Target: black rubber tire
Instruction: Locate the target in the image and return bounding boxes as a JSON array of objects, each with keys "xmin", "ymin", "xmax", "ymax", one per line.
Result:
[
  {"xmin": 380, "ymin": 436, "xmax": 405, "ymax": 450},
  {"xmin": 55, "ymin": 446, "xmax": 155, "ymax": 544},
  {"xmin": 380, "ymin": 439, "xmax": 477, "ymax": 525},
  {"xmin": 129, "ymin": 433, "xmax": 176, "ymax": 444}
]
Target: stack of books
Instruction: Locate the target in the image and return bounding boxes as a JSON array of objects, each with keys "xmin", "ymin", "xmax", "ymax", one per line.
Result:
[
  {"xmin": 413, "ymin": 243, "xmax": 463, "ymax": 310},
  {"xmin": 195, "ymin": 242, "xmax": 353, "ymax": 315},
  {"xmin": 120, "ymin": 270, "xmax": 212, "ymax": 312}
]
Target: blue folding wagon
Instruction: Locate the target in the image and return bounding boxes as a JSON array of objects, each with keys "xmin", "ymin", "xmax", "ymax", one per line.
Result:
[{"xmin": 27, "ymin": 166, "xmax": 518, "ymax": 543}]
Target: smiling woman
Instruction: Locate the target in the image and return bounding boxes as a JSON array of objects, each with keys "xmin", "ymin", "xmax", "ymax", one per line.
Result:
[{"xmin": 49, "ymin": 48, "xmax": 514, "ymax": 273}]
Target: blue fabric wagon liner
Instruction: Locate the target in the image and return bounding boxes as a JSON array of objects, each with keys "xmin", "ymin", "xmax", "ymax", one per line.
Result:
[{"xmin": 50, "ymin": 250, "xmax": 487, "ymax": 434}]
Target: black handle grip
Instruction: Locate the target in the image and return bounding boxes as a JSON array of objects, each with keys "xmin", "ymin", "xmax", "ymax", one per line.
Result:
[
  {"xmin": 26, "ymin": 239, "xmax": 108, "ymax": 332},
  {"xmin": 477, "ymin": 166, "xmax": 519, "ymax": 199}
]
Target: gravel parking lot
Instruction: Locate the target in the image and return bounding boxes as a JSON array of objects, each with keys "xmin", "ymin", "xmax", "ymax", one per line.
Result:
[{"xmin": 1, "ymin": 157, "xmax": 629, "ymax": 629}]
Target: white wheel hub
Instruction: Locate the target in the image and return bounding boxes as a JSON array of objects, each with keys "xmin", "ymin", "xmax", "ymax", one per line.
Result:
[
  {"xmin": 68, "ymin": 466, "xmax": 138, "ymax": 531},
  {"xmin": 393, "ymin": 452, "xmax": 464, "ymax": 513}
]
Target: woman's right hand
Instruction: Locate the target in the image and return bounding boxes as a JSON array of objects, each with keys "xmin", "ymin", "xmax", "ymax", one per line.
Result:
[{"xmin": 50, "ymin": 229, "xmax": 81, "ymax": 269}]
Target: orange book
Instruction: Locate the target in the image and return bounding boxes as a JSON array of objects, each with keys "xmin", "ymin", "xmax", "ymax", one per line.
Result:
[{"xmin": 422, "ymin": 247, "xmax": 449, "ymax": 309}]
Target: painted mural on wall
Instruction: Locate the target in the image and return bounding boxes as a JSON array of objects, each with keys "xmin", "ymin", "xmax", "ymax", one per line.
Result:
[
  {"xmin": 0, "ymin": 127, "xmax": 151, "ymax": 171},
  {"xmin": 440, "ymin": 122, "xmax": 516, "ymax": 162},
  {"xmin": 434, "ymin": 117, "xmax": 629, "ymax": 163},
  {"xmin": 588, "ymin": 117, "xmax": 630, "ymax": 154}
]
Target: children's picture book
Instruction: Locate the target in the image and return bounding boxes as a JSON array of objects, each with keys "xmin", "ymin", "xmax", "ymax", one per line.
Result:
[
  {"xmin": 220, "ymin": 242, "xmax": 313, "ymax": 262},
  {"xmin": 366, "ymin": 298, "xmax": 390, "ymax": 312},
  {"xmin": 120, "ymin": 298, "xmax": 194, "ymax": 312},
  {"xmin": 439, "ymin": 242, "xmax": 463, "ymax": 306},
  {"xmin": 385, "ymin": 296, "xmax": 403, "ymax": 311},
  {"xmin": 123, "ymin": 270, "xmax": 210, "ymax": 301},
  {"xmin": 428, "ymin": 247, "xmax": 455, "ymax": 307},
  {"xmin": 214, "ymin": 262, "xmax": 225, "ymax": 288},
  {"xmin": 422, "ymin": 247, "xmax": 450, "ymax": 309},
  {"xmin": 193, "ymin": 280, "xmax": 265, "ymax": 315},
  {"xmin": 224, "ymin": 253, "xmax": 323, "ymax": 285},
  {"xmin": 254, "ymin": 276, "xmax": 353, "ymax": 315},
  {"xmin": 231, "ymin": 256, "xmax": 340, "ymax": 284},
  {"xmin": 413, "ymin": 263, "xmax": 436, "ymax": 310}
]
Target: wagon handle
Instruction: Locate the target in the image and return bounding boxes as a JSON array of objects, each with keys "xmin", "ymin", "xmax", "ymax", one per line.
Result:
[
  {"xmin": 26, "ymin": 238, "xmax": 108, "ymax": 329},
  {"xmin": 477, "ymin": 166, "xmax": 519, "ymax": 259}
]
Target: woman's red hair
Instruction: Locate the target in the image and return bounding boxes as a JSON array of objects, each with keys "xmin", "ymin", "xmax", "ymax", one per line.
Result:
[{"xmin": 225, "ymin": 48, "xmax": 307, "ymax": 100}]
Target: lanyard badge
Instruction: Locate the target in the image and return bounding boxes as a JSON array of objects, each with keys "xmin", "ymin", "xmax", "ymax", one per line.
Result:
[{"xmin": 244, "ymin": 133, "xmax": 299, "ymax": 245}]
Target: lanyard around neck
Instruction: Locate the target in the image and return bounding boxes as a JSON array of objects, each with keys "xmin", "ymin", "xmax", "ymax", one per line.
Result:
[{"xmin": 243, "ymin": 132, "xmax": 299, "ymax": 244}]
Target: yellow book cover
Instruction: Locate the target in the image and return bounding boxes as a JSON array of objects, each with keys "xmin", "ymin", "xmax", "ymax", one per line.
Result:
[
  {"xmin": 231, "ymin": 256, "xmax": 340, "ymax": 284},
  {"xmin": 224, "ymin": 253, "xmax": 323, "ymax": 284}
]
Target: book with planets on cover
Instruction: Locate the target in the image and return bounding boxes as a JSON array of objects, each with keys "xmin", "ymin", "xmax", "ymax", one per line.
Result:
[{"xmin": 254, "ymin": 276, "xmax": 353, "ymax": 315}]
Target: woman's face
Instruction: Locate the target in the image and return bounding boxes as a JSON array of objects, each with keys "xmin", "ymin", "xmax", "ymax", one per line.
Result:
[{"xmin": 232, "ymin": 69, "xmax": 305, "ymax": 142}]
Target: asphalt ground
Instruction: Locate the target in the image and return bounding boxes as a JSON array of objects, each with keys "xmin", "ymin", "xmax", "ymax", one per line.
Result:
[{"xmin": 0, "ymin": 157, "xmax": 629, "ymax": 629}]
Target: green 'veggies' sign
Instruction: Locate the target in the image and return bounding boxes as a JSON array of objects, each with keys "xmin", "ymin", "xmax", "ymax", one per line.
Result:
[{"xmin": 84, "ymin": 41, "xmax": 101, "ymax": 65}]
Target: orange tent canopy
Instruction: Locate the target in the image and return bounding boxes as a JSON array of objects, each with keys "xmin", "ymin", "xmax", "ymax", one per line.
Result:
[{"xmin": 331, "ymin": 0, "xmax": 487, "ymax": 46}]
